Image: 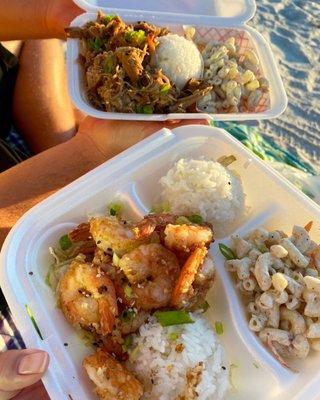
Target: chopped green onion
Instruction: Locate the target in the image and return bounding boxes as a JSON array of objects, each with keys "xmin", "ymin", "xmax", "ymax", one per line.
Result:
[
  {"xmin": 121, "ymin": 309, "xmax": 136, "ymax": 323},
  {"xmin": 175, "ymin": 216, "xmax": 191, "ymax": 225},
  {"xmin": 108, "ymin": 202, "xmax": 122, "ymax": 216},
  {"xmin": 201, "ymin": 301, "xmax": 210, "ymax": 313},
  {"xmin": 229, "ymin": 363, "xmax": 238, "ymax": 390},
  {"xmin": 257, "ymin": 243, "xmax": 269, "ymax": 253},
  {"xmin": 150, "ymin": 202, "xmax": 171, "ymax": 214},
  {"xmin": 188, "ymin": 214, "xmax": 204, "ymax": 224},
  {"xmin": 104, "ymin": 14, "xmax": 116, "ymax": 24},
  {"xmin": 124, "ymin": 30, "xmax": 146, "ymax": 45},
  {"xmin": 112, "ymin": 252, "xmax": 120, "ymax": 267},
  {"xmin": 214, "ymin": 321, "xmax": 224, "ymax": 335},
  {"xmin": 154, "ymin": 310, "xmax": 194, "ymax": 327},
  {"xmin": 168, "ymin": 332, "xmax": 180, "ymax": 341},
  {"xmin": 88, "ymin": 37, "xmax": 103, "ymax": 51},
  {"xmin": 25, "ymin": 305, "xmax": 43, "ymax": 340},
  {"xmin": 137, "ymin": 105, "xmax": 153, "ymax": 114},
  {"xmin": 122, "ymin": 335, "xmax": 133, "ymax": 352},
  {"xmin": 59, "ymin": 234, "xmax": 72, "ymax": 251},
  {"xmin": 103, "ymin": 54, "xmax": 116, "ymax": 74},
  {"xmin": 160, "ymin": 83, "xmax": 171, "ymax": 95},
  {"xmin": 45, "ymin": 271, "xmax": 52, "ymax": 288},
  {"xmin": 217, "ymin": 154, "xmax": 237, "ymax": 167},
  {"xmin": 253, "ymin": 362, "xmax": 259, "ymax": 369},
  {"xmin": 219, "ymin": 243, "xmax": 236, "ymax": 260},
  {"xmin": 129, "ymin": 345, "xmax": 140, "ymax": 362},
  {"xmin": 124, "ymin": 284, "xmax": 133, "ymax": 298}
]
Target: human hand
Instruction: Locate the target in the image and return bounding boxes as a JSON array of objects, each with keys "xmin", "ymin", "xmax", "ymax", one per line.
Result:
[
  {"xmin": 0, "ymin": 350, "xmax": 49, "ymax": 400},
  {"xmin": 77, "ymin": 117, "xmax": 210, "ymax": 160},
  {"xmin": 45, "ymin": 0, "xmax": 83, "ymax": 39}
]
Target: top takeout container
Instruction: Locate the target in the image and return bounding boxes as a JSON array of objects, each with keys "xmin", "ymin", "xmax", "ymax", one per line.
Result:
[
  {"xmin": 1, "ymin": 125, "xmax": 320, "ymax": 400},
  {"xmin": 67, "ymin": 0, "xmax": 287, "ymax": 121}
]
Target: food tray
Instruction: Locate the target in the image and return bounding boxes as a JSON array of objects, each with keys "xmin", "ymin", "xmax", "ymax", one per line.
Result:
[
  {"xmin": 1, "ymin": 125, "xmax": 320, "ymax": 400},
  {"xmin": 67, "ymin": 0, "xmax": 287, "ymax": 121}
]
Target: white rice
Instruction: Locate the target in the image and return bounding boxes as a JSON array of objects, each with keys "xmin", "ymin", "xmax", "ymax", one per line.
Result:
[
  {"xmin": 155, "ymin": 34, "xmax": 204, "ymax": 90},
  {"xmin": 160, "ymin": 159, "xmax": 245, "ymax": 233},
  {"xmin": 127, "ymin": 314, "xmax": 228, "ymax": 400}
]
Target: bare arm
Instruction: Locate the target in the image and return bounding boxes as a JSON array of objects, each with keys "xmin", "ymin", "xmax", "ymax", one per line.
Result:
[
  {"xmin": 0, "ymin": 0, "xmax": 82, "ymax": 40},
  {"xmin": 0, "ymin": 118, "xmax": 207, "ymax": 247}
]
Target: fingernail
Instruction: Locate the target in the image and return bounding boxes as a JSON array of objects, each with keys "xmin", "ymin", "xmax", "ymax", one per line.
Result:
[{"xmin": 18, "ymin": 351, "xmax": 48, "ymax": 375}]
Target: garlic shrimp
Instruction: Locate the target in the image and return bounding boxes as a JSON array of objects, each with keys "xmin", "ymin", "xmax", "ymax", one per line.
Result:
[
  {"xmin": 58, "ymin": 259, "xmax": 118, "ymax": 335},
  {"xmin": 90, "ymin": 216, "xmax": 149, "ymax": 256},
  {"xmin": 171, "ymin": 246, "xmax": 215, "ymax": 309},
  {"xmin": 118, "ymin": 243, "xmax": 180, "ymax": 310},
  {"xmin": 164, "ymin": 223, "xmax": 213, "ymax": 253},
  {"xmin": 83, "ymin": 349, "xmax": 143, "ymax": 400}
]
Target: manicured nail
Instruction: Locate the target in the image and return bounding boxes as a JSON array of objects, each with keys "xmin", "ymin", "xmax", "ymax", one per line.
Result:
[{"xmin": 18, "ymin": 351, "xmax": 48, "ymax": 375}]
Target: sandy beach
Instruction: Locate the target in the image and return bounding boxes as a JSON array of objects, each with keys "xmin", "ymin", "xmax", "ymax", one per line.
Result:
[{"xmin": 250, "ymin": 0, "xmax": 320, "ymax": 172}]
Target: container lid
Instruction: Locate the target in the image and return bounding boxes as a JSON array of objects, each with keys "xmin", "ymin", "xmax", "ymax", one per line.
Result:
[{"xmin": 73, "ymin": 0, "xmax": 256, "ymax": 25}]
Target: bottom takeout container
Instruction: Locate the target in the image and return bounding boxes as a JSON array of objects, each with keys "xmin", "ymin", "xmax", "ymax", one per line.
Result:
[{"xmin": 1, "ymin": 125, "xmax": 319, "ymax": 400}]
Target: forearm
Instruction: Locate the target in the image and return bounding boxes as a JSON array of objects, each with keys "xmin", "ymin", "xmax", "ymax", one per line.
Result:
[
  {"xmin": 0, "ymin": 134, "xmax": 106, "ymax": 248},
  {"xmin": 0, "ymin": 0, "xmax": 82, "ymax": 40},
  {"xmin": 0, "ymin": 0, "xmax": 49, "ymax": 40}
]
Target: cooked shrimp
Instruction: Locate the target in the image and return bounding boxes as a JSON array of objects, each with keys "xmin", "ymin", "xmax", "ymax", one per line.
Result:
[
  {"xmin": 118, "ymin": 243, "xmax": 180, "ymax": 310},
  {"xmin": 83, "ymin": 349, "xmax": 143, "ymax": 400},
  {"xmin": 90, "ymin": 216, "xmax": 149, "ymax": 256},
  {"xmin": 172, "ymin": 246, "xmax": 215, "ymax": 309},
  {"xmin": 133, "ymin": 213, "xmax": 177, "ymax": 238},
  {"xmin": 164, "ymin": 224, "xmax": 213, "ymax": 253},
  {"xmin": 58, "ymin": 259, "xmax": 118, "ymax": 335}
]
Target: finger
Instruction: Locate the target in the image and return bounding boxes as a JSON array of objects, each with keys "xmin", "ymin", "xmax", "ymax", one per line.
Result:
[
  {"xmin": 11, "ymin": 380, "xmax": 49, "ymax": 400},
  {"xmin": 0, "ymin": 350, "xmax": 49, "ymax": 395},
  {"xmin": 164, "ymin": 119, "xmax": 210, "ymax": 127}
]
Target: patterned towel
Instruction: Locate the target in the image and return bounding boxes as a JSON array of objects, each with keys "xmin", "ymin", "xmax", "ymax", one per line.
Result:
[{"xmin": 1, "ymin": 121, "xmax": 319, "ymax": 351}]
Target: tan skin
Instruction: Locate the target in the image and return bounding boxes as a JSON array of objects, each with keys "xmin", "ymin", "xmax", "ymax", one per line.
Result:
[{"xmin": 0, "ymin": 2, "xmax": 208, "ymax": 399}]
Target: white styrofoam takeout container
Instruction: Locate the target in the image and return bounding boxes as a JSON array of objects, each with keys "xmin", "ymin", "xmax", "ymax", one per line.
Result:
[
  {"xmin": 1, "ymin": 125, "xmax": 320, "ymax": 400},
  {"xmin": 67, "ymin": 0, "xmax": 287, "ymax": 121}
]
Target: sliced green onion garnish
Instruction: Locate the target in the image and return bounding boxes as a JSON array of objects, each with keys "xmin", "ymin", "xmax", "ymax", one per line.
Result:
[
  {"xmin": 201, "ymin": 301, "xmax": 210, "ymax": 313},
  {"xmin": 217, "ymin": 154, "xmax": 237, "ymax": 167},
  {"xmin": 108, "ymin": 202, "xmax": 122, "ymax": 216},
  {"xmin": 229, "ymin": 363, "xmax": 238, "ymax": 390},
  {"xmin": 103, "ymin": 54, "xmax": 115, "ymax": 74},
  {"xmin": 188, "ymin": 214, "xmax": 204, "ymax": 224},
  {"xmin": 168, "ymin": 332, "xmax": 180, "ymax": 341},
  {"xmin": 154, "ymin": 310, "xmax": 194, "ymax": 327},
  {"xmin": 129, "ymin": 345, "xmax": 140, "ymax": 362},
  {"xmin": 112, "ymin": 252, "xmax": 120, "ymax": 267},
  {"xmin": 214, "ymin": 321, "xmax": 224, "ymax": 335},
  {"xmin": 124, "ymin": 284, "xmax": 133, "ymax": 298},
  {"xmin": 160, "ymin": 83, "xmax": 171, "ymax": 95},
  {"xmin": 257, "ymin": 243, "xmax": 269, "ymax": 253},
  {"xmin": 45, "ymin": 271, "xmax": 52, "ymax": 288},
  {"xmin": 175, "ymin": 216, "xmax": 191, "ymax": 225},
  {"xmin": 88, "ymin": 37, "xmax": 103, "ymax": 51},
  {"xmin": 219, "ymin": 243, "xmax": 236, "ymax": 260},
  {"xmin": 122, "ymin": 335, "xmax": 133, "ymax": 352},
  {"xmin": 104, "ymin": 14, "xmax": 116, "ymax": 24},
  {"xmin": 137, "ymin": 104, "xmax": 153, "ymax": 114},
  {"xmin": 124, "ymin": 30, "xmax": 146, "ymax": 45},
  {"xmin": 25, "ymin": 305, "xmax": 43, "ymax": 340},
  {"xmin": 150, "ymin": 202, "xmax": 171, "ymax": 214},
  {"xmin": 59, "ymin": 234, "xmax": 72, "ymax": 251},
  {"xmin": 121, "ymin": 309, "xmax": 136, "ymax": 323}
]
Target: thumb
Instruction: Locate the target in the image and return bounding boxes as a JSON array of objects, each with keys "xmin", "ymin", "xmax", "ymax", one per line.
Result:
[{"xmin": 0, "ymin": 349, "xmax": 49, "ymax": 399}]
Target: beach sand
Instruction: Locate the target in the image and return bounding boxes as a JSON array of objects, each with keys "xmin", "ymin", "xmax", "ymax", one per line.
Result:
[{"xmin": 250, "ymin": 0, "xmax": 320, "ymax": 172}]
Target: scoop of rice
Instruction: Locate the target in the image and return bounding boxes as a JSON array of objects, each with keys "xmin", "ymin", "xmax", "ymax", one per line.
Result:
[
  {"xmin": 160, "ymin": 159, "xmax": 245, "ymax": 232},
  {"xmin": 155, "ymin": 34, "xmax": 203, "ymax": 90},
  {"xmin": 127, "ymin": 314, "xmax": 228, "ymax": 400}
]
